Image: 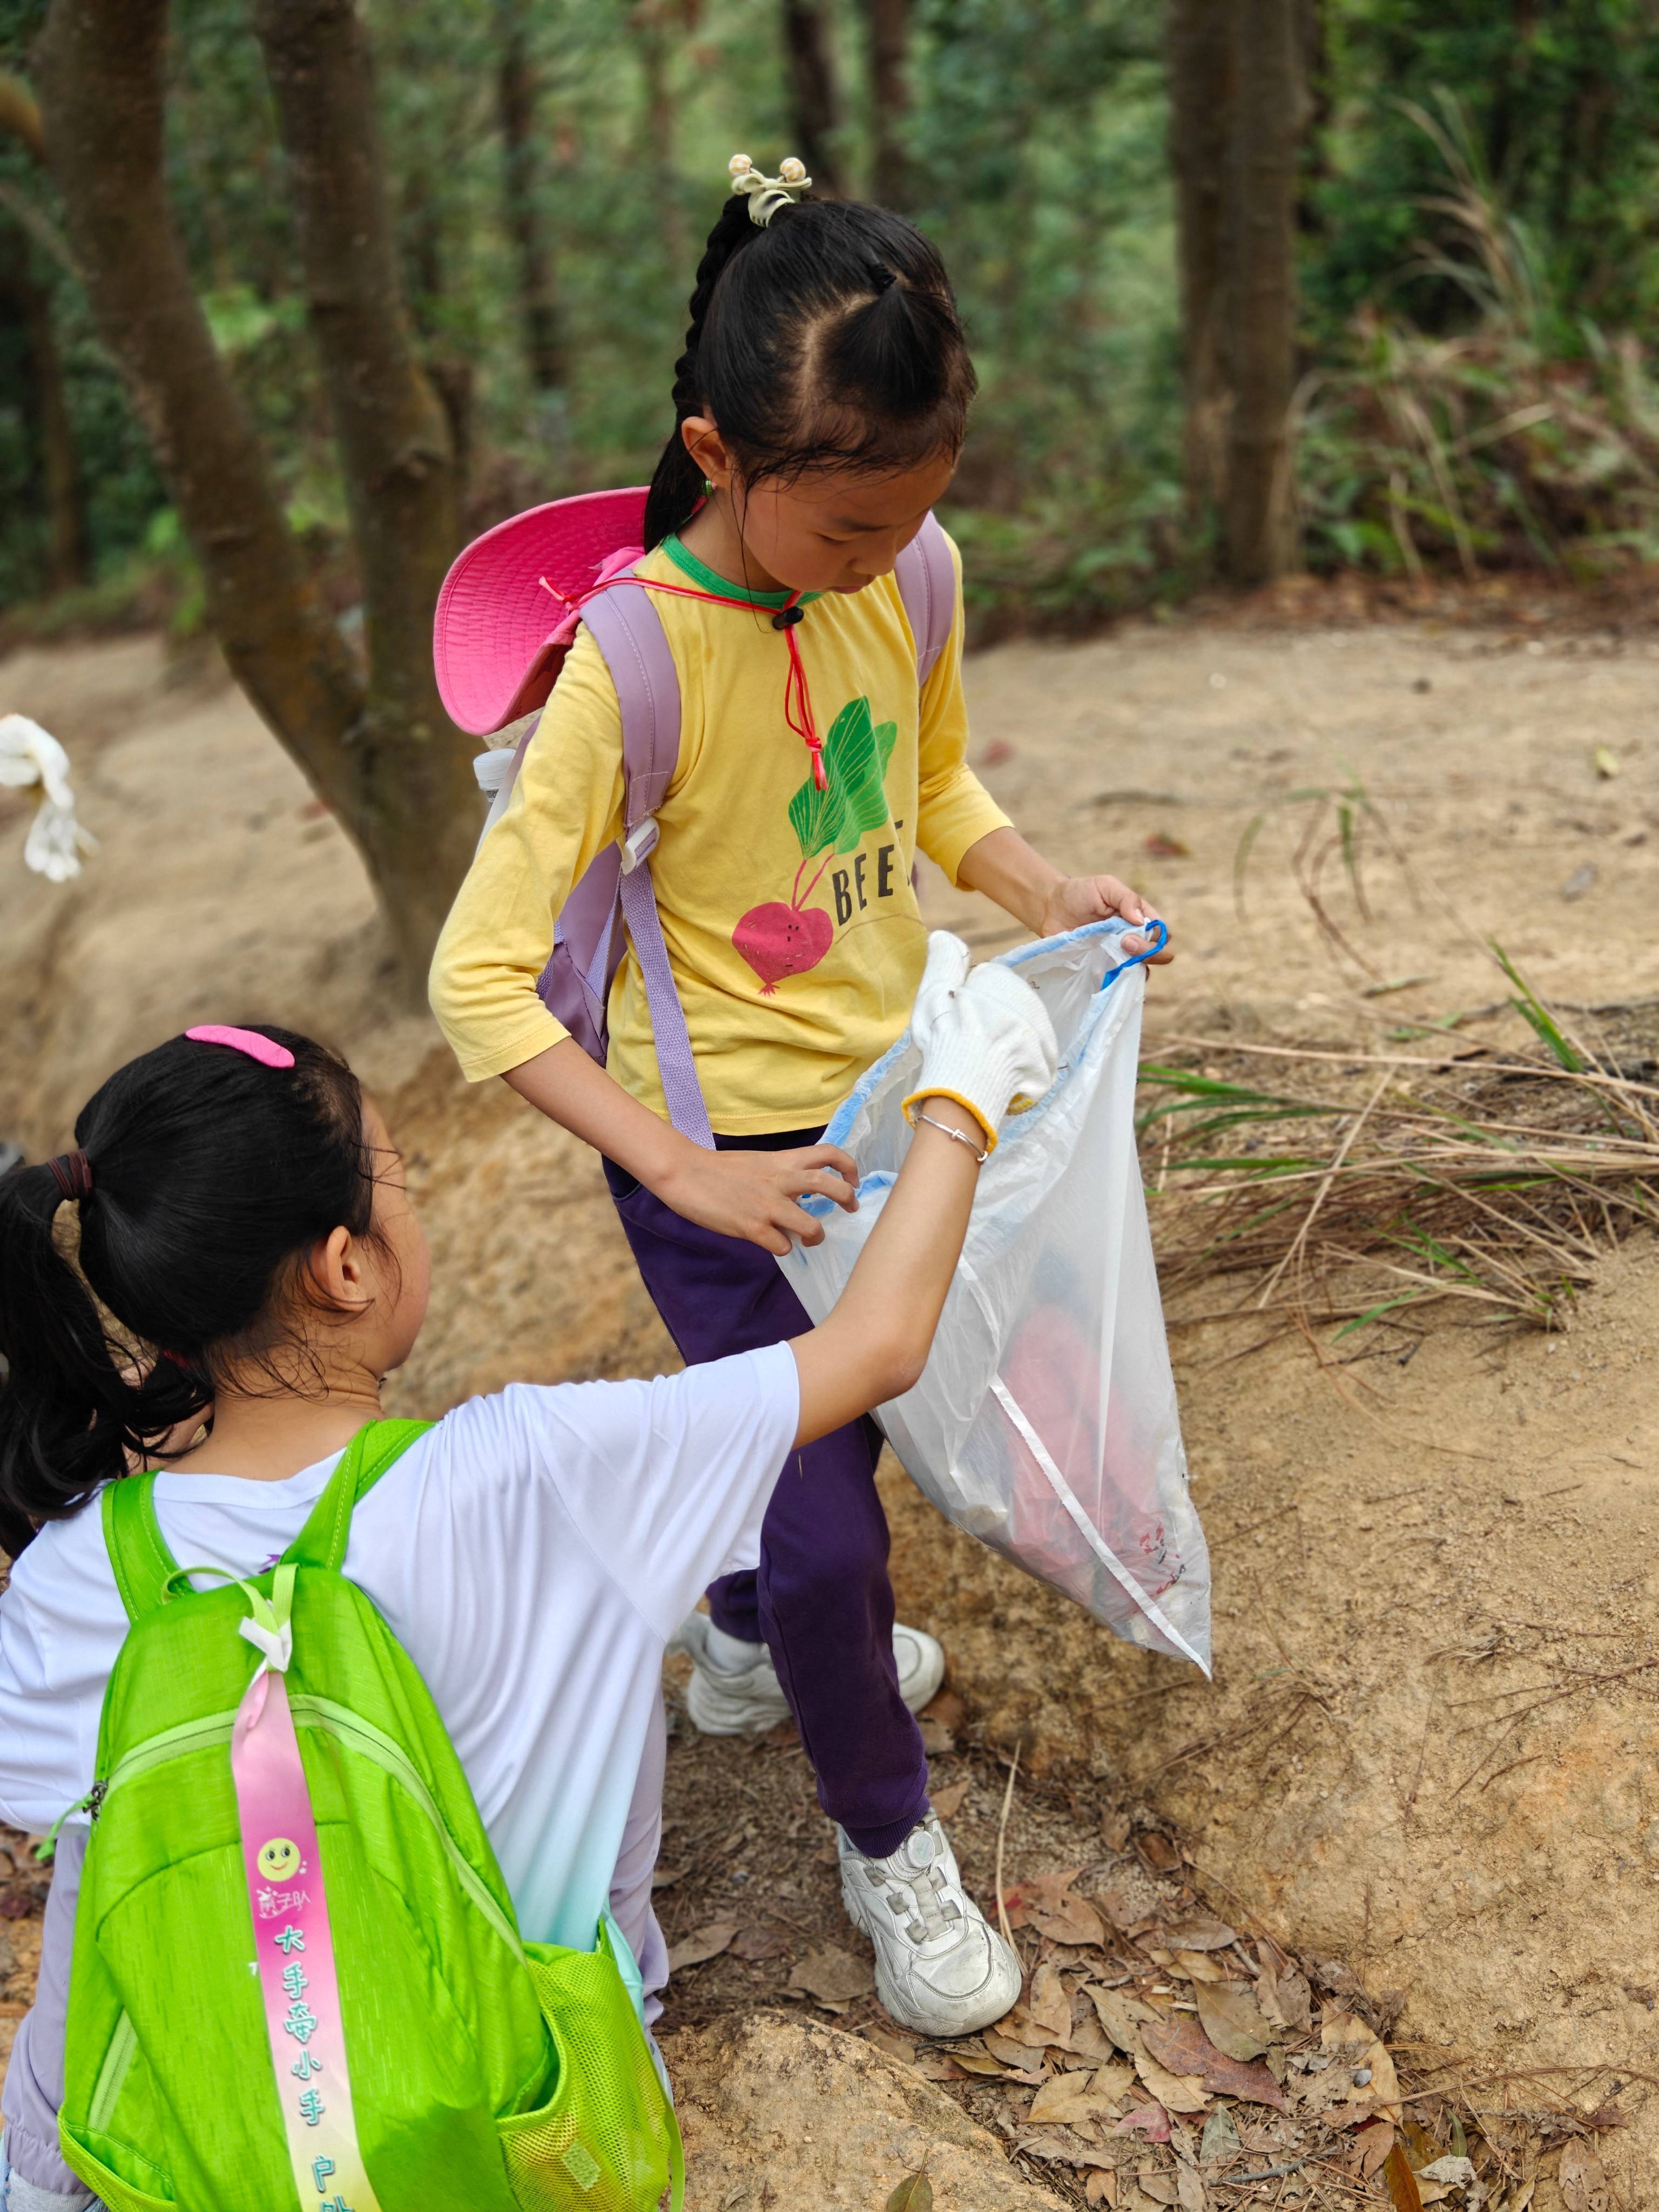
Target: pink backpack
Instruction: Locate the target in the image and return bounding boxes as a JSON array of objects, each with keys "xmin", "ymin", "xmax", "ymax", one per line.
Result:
[{"xmin": 433, "ymin": 488, "xmax": 955, "ymax": 1147}]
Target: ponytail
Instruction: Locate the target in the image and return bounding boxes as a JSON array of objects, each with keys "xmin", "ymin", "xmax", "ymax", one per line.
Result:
[
  {"xmin": 0, "ymin": 1165, "xmax": 207, "ymax": 1539},
  {"xmin": 0, "ymin": 1027, "xmax": 373, "ymax": 1541},
  {"xmin": 644, "ymin": 183, "xmax": 976, "ymax": 551}
]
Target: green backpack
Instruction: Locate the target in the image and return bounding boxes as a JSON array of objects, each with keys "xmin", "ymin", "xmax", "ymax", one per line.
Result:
[{"xmin": 55, "ymin": 1419, "xmax": 683, "ymax": 2212}]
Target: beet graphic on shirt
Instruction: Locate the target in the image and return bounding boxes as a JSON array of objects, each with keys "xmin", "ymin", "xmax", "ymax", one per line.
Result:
[{"xmin": 733, "ymin": 694, "xmax": 898, "ymax": 994}]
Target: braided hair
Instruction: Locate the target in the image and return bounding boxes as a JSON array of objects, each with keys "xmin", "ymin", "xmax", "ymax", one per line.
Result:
[{"xmin": 643, "ymin": 190, "xmax": 976, "ymax": 549}]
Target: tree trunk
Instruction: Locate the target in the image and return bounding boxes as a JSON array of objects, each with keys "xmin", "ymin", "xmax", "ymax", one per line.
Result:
[
  {"xmin": 1219, "ymin": 0, "xmax": 1302, "ymax": 583},
  {"xmin": 36, "ymin": 0, "xmax": 478, "ymax": 1002},
  {"xmin": 495, "ymin": 0, "xmax": 565, "ymax": 394},
  {"xmin": 1166, "ymin": 0, "xmax": 1231, "ymax": 522},
  {"xmin": 781, "ymin": 0, "xmax": 845, "ymax": 199},
  {"xmin": 16, "ymin": 257, "xmax": 85, "ymax": 591},
  {"xmin": 251, "ymin": 0, "xmax": 481, "ymax": 992},
  {"xmin": 0, "ymin": 75, "xmax": 83, "ymax": 592},
  {"xmin": 864, "ymin": 0, "xmax": 911, "ymax": 210},
  {"xmin": 631, "ymin": 3, "xmax": 686, "ymax": 274}
]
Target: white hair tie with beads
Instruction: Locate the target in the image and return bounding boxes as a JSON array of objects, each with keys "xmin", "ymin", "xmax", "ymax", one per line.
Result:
[{"xmin": 727, "ymin": 152, "xmax": 811, "ymax": 227}]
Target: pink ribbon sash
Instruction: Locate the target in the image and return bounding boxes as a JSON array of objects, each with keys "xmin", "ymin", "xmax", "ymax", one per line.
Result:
[{"xmin": 230, "ymin": 1581, "xmax": 383, "ymax": 2212}]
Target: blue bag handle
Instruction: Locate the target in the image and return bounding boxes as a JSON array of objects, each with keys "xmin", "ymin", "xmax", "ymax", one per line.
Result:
[{"xmin": 1099, "ymin": 914, "xmax": 1168, "ymax": 990}]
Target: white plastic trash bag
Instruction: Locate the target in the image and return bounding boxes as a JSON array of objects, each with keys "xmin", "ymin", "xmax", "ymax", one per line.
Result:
[{"xmin": 778, "ymin": 919, "xmax": 1210, "ymax": 1673}]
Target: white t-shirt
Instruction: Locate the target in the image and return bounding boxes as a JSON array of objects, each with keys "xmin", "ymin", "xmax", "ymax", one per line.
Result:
[{"xmin": 0, "ymin": 1346, "xmax": 799, "ymax": 2012}]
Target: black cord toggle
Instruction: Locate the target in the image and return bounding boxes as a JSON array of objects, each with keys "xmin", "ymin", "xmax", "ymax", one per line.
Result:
[{"xmin": 771, "ymin": 604, "xmax": 806, "ymax": 630}]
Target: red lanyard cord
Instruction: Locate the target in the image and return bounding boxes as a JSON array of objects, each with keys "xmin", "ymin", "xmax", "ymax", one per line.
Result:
[{"xmin": 541, "ymin": 570, "xmax": 827, "ymax": 791}]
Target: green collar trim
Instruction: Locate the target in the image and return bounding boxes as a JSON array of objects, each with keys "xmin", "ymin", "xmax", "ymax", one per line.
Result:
[{"xmin": 661, "ymin": 534, "xmax": 821, "ymax": 609}]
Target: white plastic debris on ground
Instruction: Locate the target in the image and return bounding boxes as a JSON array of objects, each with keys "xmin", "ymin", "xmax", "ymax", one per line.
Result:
[
  {"xmin": 780, "ymin": 918, "xmax": 1211, "ymax": 1672},
  {"xmin": 0, "ymin": 714, "xmax": 97, "ymax": 881}
]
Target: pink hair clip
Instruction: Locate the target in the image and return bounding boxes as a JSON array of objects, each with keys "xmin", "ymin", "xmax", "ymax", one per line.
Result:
[{"xmin": 184, "ymin": 1024, "xmax": 295, "ymax": 1069}]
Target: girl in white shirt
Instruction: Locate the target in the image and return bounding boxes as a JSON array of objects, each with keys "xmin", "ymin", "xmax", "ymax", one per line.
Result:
[{"xmin": 0, "ymin": 946, "xmax": 1055, "ymax": 2212}]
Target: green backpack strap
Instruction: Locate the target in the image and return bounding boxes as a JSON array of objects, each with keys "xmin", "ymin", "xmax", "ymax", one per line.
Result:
[
  {"xmin": 285, "ymin": 1417, "xmax": 434, "ymax": 1573},
  {"xmin": 102, "ymin": 1474, "xmax": 180, "ymax": 1625}
]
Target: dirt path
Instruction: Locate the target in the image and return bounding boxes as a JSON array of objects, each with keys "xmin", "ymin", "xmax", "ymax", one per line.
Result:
[{"xmin": 2, "ymin": 612, "xmax": 1655, "ymax": 2204}]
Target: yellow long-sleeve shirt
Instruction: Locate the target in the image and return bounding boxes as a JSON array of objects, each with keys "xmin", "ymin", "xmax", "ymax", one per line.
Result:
[{"xmin": 428, "ymin": 530, "xmax": 1009, "ymax": 1135}]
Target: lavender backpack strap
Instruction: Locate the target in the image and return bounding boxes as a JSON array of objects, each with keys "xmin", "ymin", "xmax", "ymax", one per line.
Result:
[
  {"xmin": 582, "ymin": 581, "xmax": 715, "ymax": 1150},
  {"xmin": 894, "ymin": 511, "xmax": 956, "ymax": 690}
]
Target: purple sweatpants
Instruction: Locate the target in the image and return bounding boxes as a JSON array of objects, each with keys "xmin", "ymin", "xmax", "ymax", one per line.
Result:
[{"xmin": 605, "ymin": 1138, "xmax": 929, "ymax": 1858}]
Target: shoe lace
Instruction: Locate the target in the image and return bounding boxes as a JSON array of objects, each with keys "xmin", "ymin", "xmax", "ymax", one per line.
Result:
[{"xmin": 879, "ymin": 1858, "xmax": 962, "ymax": 1946}]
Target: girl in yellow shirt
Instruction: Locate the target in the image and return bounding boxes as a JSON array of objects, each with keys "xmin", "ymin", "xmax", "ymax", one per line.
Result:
[{"xmin": 429, "ymin": 158, "xmax": 1166, "ymax": 2041}]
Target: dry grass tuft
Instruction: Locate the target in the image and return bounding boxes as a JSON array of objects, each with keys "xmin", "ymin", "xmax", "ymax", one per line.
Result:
[{"xmin": 1141, "ymin": 1028, "xmax": 1659, "ymax": 1340}]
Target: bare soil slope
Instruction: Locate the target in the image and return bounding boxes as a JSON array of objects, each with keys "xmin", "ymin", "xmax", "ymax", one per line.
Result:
[{"xmin": 2, "ymin": 604, "xmax": 1655, "ymax": 2202}]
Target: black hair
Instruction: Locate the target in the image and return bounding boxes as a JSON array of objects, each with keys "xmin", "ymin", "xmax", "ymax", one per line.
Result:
[
  {"xmin": 643, "ymin": 190, "xmax": 977, "ymax": 550},
  {"xmin": 0, "ymin": 1027, "xmax": 376, "ymax": 1547}
]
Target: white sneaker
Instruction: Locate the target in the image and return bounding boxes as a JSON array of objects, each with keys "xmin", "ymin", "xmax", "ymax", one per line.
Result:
[
  {"xmin": 838, "ymin": 1813, "xmax": 1022, "ymax": 2037},
  {"xmin": 671, "ymin": 1615, "xmax": 946, "ymax": 1738}
]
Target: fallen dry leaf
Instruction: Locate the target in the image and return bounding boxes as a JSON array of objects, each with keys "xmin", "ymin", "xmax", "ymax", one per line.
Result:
[
  {"xmin": 1001, "ymin": 1869, "xmax": 1108, "ymax": 1947},
  {"xmin": 1134, "ymin": 1830, "xmax": 1183, "ymax": 1875},
  {"xmin": 1354, "ymin": 2120, "xmax": 1395, "ymax": 2180},
  {"xmin": 995, "ymin": 2008, "xmax": 1058, "ymax": 2051},
  {"xmin": 1085, "ymin": 2172, "xmax": 1117, "ymax": 2207},
  {"xmin": 1320, "ymin": 2007, "xmax": 1370, "ymax": 2053},
  {"xmin": 911, "ymin": 2052, "xmax": 966, "ymax": 2081},
  {"xmin": 1096, "ymin": 1884, "xmax": 1142, "ymax": 1929},
  {"xmin": 1176, "ymin": 2168, "xmax": 1206, "ymax": 2212},
  {"xmin": 1195, "ymin": 1978, "xmax": 1271, "ymax": 2060},
  {"xmin": 1198, "ymin": 2106, "xmax": 1241, "ymax": 2163},
  {"xmin": 1145, "ymin": 831, "xmax": 1191, "ymax": 860},
  {"xmin": 1067, "ymin": 2012, "xmax": 1121, "ymax": 2065},
  {"xmin": 1320, "ymin": 2008, "xmax": 1401, "ymax": 2122},
  {"xmin": 885, "ymin": 2166, "xmax": 934, "ymax": 2212},
  {"xmin": 1029, "ymin": 2063, "xmax": 1137, "ymax": 2125},
  {"xmin": 947, "ymin": 2041, "xmax": 1011, "ymax": 2078},
  {"xmin": 787, "ymin": 1945, "xmax": 874, "ymax": 2003},
  {"xmin": 1028, "ymin": 1962, "xmax": 1073, "ymax": 2041},
  {"xmin": 919, "ymin": 1716, "xmax": 956, "ymax": 1756},
  {"xmin": 1131, "ymin": 2041, "xmax": 1210, "ymax": 2115},
  {"xmin": 1115, "ymin": 2101, "xmax": 1172, "ymax": 2142},
  {"xmin": 1382, "ymin": 2144, "xmax": 1424, "ymax": 2212},
  {"xmin": 665, "ymin": 1920, "xmax": 738, "ymax": 1971},
  {"xmin": 1087, "ymin": 1984, "xmax": 1160, "ymax": 2054},
  {"xmin": 930, "ymin": 1776, "xmax": 970, "ymax": 1821},
  {"xmin": 1558, "ymin": 2140, "xmax": 1610, "ymax": 2212},
  {"xmin": 729, "ymin": 1924, "xmax": 791, "ymax": 1962},
  {"xmin": 984, "ymin": 2029, "xmax": 1048, "ymax": 2074},
  {"xmin": 1256, "ymin": 1949, "xmax": 1312, "ymax": 2032},
  {"xmin": 650, "ymin": 1863, "xmax": 686, "ymax": 1890},
  {"xmin": 1162, "ymin": 1914, "xmax": 1235, "ymax": 1951},
  {"xmin": 1141, "ymin": 2014, "xmax": 1285, "ymax": 2112},
  {"xmin": 1172, "ymin": 1949, "xmax": 1228, "ymax": 1982}
]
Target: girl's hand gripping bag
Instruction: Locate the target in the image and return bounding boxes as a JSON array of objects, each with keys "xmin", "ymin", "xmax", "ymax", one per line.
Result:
[{"xmin": 779, "ymin": 919, "xmax": 1210, "ymax": 1673}]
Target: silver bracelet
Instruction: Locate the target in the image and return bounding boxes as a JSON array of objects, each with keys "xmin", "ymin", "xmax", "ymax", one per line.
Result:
[{"xmin": 912, "ymin": 1109, "xmax": 989, "ymax": 1163}]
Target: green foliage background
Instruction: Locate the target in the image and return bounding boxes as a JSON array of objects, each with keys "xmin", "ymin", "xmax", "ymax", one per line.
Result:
[{"xmin": 5, "ymin": 0, "xmax": 1659, "ymax": 623}]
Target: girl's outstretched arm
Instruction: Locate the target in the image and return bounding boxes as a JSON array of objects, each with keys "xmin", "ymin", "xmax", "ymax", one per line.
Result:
[
  {"xmin": 788, "ymin": 936, "xmax": 1058, "ymax": 1446},
  {"xmin": 788, "ymin": 1094, "xmax": 986, "ymax": 1446},
  {"xmin": 957, "ymin": 824, "xmax": 1174, "ymax": 963}
]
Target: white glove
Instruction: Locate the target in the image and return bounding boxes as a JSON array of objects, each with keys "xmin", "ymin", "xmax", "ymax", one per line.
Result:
[{"xmin": 901, "ymin": 931, "xmax": 1060, "ymax": 1150}]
